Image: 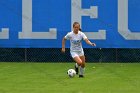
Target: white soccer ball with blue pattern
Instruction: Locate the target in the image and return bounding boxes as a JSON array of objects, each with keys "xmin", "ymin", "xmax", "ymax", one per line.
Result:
[{"xmin": 67, "ymin": 69, "xmax": 76, "ymax": 78}]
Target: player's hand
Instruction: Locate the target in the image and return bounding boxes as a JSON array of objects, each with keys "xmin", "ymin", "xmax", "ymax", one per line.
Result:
[
  {"xmin": 61, "ymin": 48, "xmax": 65, "ymax": 53},
  {"xmin": 91, "ymin": 43, "xmax": 96, "ymax": 46}
]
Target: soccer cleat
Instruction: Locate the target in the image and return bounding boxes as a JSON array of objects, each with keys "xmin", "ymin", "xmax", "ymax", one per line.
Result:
[
  {"xmin": 75, "ymin": 65, "xmax": 79, "ymax": 75},
  {"xmin": 79, "ymin": 75, "xmax": 83, "ymax": 78}
]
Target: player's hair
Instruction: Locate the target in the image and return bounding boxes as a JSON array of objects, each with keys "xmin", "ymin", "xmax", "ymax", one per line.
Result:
[{"xmin": 73, "ymin": 22, "xmax": 80, "ymax": 27}]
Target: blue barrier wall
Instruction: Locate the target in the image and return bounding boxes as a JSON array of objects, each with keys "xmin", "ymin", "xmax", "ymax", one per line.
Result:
[{"xmin": 0, "ymin": 0, "xmax": 140, "ymax": 48}]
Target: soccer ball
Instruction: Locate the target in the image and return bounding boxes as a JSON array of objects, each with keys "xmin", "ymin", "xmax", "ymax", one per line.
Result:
[{"xmin": 67, "ymin": 69, "xmax": 76, "ymax": 78}]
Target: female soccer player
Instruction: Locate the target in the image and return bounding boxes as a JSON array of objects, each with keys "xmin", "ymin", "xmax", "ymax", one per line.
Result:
[{"xmin": 61, "ymin": 22, "xmax": 96, "ymax": 78}]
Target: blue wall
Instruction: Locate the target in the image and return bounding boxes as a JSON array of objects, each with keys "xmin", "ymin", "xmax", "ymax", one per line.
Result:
[{"xmin": 0, "ymin": 0, "xmax": 140, "ymax": 48}]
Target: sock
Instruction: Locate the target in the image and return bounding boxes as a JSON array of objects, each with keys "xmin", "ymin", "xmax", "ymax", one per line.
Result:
[
  {"xmin": 75, "ymin": 63, "xmax": 79, "ymax": 68},
  {"xmin": 79, "ymin": 66, "xmax": 85, "ymax": 75}
]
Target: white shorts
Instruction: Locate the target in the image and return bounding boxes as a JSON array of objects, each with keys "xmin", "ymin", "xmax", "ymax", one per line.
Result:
[{"xmin": 70, "ymin": 51, "xmax": 84, "ymax": 58}]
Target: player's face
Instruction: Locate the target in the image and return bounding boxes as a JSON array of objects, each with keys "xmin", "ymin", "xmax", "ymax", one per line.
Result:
[{"xmin": 73, "ymin": 24, "xmax": 80, "ymax": 34}]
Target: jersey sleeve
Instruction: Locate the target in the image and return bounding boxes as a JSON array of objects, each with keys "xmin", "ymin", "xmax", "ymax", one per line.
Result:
[
  {"xmin": 64, "ymin": 32, "xmax": 71, "ymax": 40},
  {"xmin": 81, "ymin": 32, "xmax": 87, "ymax": 40}
]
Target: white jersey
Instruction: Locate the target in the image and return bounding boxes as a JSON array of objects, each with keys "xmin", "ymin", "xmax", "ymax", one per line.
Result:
[{"xmin": 65, "ymin": 31, "xmax": 87, "ymax": 52}]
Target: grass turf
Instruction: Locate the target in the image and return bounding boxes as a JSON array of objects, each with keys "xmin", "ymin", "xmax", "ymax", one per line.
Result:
[{"xmin": 0, "ymin": 62, "xmax": 140, "ymax": 93}]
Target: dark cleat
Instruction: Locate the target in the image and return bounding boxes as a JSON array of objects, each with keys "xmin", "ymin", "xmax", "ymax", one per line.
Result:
[{"xmin": 79, "ymin": 75, "xmax": 84, "ymax": 78}]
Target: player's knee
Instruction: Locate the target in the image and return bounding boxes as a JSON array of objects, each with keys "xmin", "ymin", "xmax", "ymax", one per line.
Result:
[
  {"xmin": 77, "ymin": 61, "xmax": 82, "ymax": 66},
  {"xmin": 77, "ymin": 62, "xmax": 85, "ymax": 67}
]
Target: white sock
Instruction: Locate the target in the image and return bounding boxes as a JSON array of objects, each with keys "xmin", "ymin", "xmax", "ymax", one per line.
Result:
[
  {"xmin": 75, "ymin": 63, "xmax": 79, "ymax": 68},
  {"xmin": 79, "ymin": 66, "xmax": 85, "ymax": 75}
]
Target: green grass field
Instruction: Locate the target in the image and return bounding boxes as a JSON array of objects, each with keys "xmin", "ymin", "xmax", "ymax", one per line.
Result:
[{"xmin": 0, "ymin": 62, "xmax": 140, "ymax": 93}]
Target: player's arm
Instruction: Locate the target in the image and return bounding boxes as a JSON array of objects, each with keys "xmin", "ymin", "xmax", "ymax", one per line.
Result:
[
  {"xmin": 61, "ymin": 37, "xmax": 67, "ymax": 53},
  {"xmin": 84, "ymin": 38, "xmax": 96, "ymax": 46}
]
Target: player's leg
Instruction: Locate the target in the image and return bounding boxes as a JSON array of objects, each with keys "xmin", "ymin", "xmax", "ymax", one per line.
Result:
[
  {"xmin": 71, "ymin": 52, "xmax": 82, "ymax": 74},
  {"xmin": 73, "ymin": 56, "xmax": 83, "ymax": 66},
  {"xmin": 73, "ymin": 56, "xmax": 83, "ymax": 75},
  {"xmin": 79, "ymin": 55, "xmax": 85, "ymax": 78},
  {"xmin": 80, "ymin": 55, "xmax": 85, "ymax": 67}
]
